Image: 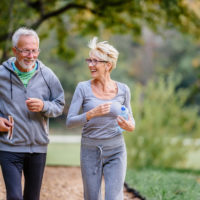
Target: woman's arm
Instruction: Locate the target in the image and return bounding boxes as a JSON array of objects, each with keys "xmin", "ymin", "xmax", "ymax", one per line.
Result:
[
  {"xmin": 66, "ymin": 84, "xmax": 87, "ymax": 128},
  {"xmin": 66, "ymin": 83, "xmax": 112, "ymax": 128},
  {"xmin": 117, "ymin": 84, "xmax": 135, "ymax": 132}
]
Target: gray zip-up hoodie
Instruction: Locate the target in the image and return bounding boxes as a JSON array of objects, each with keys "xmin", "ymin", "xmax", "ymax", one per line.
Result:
[{"xmin": 0, "ymin": 57, "xmax": 65, "ymax": 153}]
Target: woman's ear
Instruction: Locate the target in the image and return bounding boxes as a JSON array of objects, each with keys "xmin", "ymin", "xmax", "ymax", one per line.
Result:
[{"xmin": 106, "ymin": 62, "xmax": 112, "ymax": 72}]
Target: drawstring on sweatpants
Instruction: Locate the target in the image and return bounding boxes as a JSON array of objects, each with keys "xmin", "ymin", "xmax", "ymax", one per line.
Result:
[{"xmin": 93, "ymin": 145, "xmax": 103, "ymax": 175}]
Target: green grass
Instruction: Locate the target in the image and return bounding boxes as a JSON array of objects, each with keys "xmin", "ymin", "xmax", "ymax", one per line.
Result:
[
  {"xmin": 184, "ymin": 149, "xmax": 200, "ymax": 170},
  {"xmin": 126, "ymin": 168, "xmax": 200, "ymax": 200},
  {"xmin": 46, "ymin": 141, "xmax": 200, "ymax": 199},
  {"xmin": 46, "ymin": 143, "xmax": 80, "ymax": 166}
]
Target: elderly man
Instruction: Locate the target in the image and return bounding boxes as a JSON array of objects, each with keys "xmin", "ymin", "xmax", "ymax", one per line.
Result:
[{"xmin": 0, "ymin": 27, "xmax": 65, "ymax": 200}]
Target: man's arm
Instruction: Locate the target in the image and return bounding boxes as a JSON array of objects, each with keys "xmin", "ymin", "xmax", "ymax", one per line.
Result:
[{"xmin": 26, "ymin": 71, "xmax": 65, "ymax": 118}]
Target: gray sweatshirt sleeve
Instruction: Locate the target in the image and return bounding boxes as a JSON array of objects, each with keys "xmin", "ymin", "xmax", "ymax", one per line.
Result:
[
  {"xmin": 66, "ymin": 83, "xmax": 87, "ymax": 128},
  {"xmin": 42, "ymin": 72, "xmax": 65, "ymax": 118},
  {"xmin": 124, "ymin": 84, "xmax": 136, "ymax": 126}
]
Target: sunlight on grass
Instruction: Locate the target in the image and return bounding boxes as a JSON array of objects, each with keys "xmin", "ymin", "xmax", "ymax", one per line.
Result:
[
  {"xmin": 46, "ymin": 143, "xmax": 80, "ymax": 166},
  {"xmin": 185, "ymin": 149, "xmax": 200, "ymax": 169}
]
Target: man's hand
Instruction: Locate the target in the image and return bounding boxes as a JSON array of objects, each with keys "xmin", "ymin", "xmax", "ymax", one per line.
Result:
[
  {"xmin": 26, "ymin": 98, "xmax": 44, "ymax": 112},
  {"xmin": 0, "ymin": 117, "xmax": 12, "ymax": 132}
]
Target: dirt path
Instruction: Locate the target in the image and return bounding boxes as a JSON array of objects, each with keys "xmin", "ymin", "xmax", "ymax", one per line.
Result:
[{"xmin": 0, "ymin": 166, "xmax": 140, "ymax": 200}]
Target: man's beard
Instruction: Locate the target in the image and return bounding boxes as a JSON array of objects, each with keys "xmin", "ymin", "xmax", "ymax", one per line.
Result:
[{"xmin": 18, "ymin": 58, "xmax": 36, "ymax": 70}]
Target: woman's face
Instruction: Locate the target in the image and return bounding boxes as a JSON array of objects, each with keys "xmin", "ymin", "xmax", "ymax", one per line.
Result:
[{"xmin": 86, "ymin": 55, "xmax": 109, "ymax": 79}]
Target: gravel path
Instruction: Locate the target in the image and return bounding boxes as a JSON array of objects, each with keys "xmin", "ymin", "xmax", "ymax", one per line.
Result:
[{"xmin": 0, "ymin": 166, "xmax": 141, "ymax": 200}]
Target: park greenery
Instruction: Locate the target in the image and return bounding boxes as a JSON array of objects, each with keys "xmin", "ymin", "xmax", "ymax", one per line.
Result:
[
  {"xmin": 0, "ymin": 0, "xmax": 200, "ymax": 170},
  {"xmin": 126, "ymin": 168, "xmax": 200, "ymax": 200},
  {"xmin": 1, "ymin": 0, "xmax": 200, "ymax": 61},
  {"xmin": 125, "ymin": 74, "xmax": 200, "ymax": 168}
]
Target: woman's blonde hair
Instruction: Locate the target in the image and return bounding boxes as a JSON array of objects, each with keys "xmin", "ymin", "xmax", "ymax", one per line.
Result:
[{"xmin": 88, "ymin": 37, "xmax": 119, "ymax": 71}]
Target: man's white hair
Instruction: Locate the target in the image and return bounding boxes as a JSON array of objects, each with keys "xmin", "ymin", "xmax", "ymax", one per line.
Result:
[
  {"xmin": 88, "ymin": 37, "xmax": 119, "ymax": 70},
  {"xmin": 12, "ymin": 27, "xmax": 39, "ymax": 47}
]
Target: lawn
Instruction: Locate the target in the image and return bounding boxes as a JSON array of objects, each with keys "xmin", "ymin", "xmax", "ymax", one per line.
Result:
[
  {"xmin": 46, "ymin": 141, "xmax": 200, "ymax": 200},
  {"xmin": 46, "ymin": 143, "xmax": 80, "ymax": 166},
  {"xmin": 126, "ymin": 168, "xmax": 200, "ymax": 200}
]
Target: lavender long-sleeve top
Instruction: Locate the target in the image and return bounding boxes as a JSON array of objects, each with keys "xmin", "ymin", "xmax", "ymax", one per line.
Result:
[{"xmin": 66, "ymin": 80, "xmax": 135, "ymax": 139}]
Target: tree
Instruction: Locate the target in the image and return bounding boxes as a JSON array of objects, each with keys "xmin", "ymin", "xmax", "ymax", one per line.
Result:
[{"xmin": 0, "ymin": 0, "xmax": 200, "ymax": 61}]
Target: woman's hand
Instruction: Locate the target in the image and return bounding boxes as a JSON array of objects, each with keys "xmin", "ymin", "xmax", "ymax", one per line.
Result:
[
  {"xmin": 117, "ymin": 115, "xmax": 135, "ymax": 132},
  {"xmin": 86, "ymin": 102, "xmax": 112, "ymax": 121}
]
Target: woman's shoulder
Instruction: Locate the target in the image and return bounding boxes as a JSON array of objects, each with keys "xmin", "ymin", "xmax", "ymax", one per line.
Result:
[
  {"xmin": 74, "ymin": 80, "xmax": 91, "ymax": 97},
  {"xmin": 116, "ymin": 81, "xmax": 130, "ymax": 91},
  {"xmin": 75, "ymin": 80, "xmax": 91, "ymax": 95},
  {"xmin": 77, "ymin": 80, "xmax": 91, "ymax": 88}
]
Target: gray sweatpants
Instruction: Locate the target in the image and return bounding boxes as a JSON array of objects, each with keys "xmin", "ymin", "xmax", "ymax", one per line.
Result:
[{"xmin": 81, "ymin": 135, "xmax": 127, "ymax": 200}]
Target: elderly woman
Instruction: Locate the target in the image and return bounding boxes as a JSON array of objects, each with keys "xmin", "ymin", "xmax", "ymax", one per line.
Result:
[{"xmin": 66, "ymin": 37, "xmax": 135, "ymax": 200}]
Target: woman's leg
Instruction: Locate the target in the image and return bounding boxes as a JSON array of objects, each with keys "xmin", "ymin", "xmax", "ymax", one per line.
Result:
[
  {"xmin": 103, "ymin": 144, "xmax": 127, "ymax": 200},
  {"xmin": 81, "ymin": 144, "xmax": 103, "ymax": 200}
]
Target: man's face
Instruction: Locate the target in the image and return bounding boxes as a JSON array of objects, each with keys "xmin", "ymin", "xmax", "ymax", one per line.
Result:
[{"xmin": 12, "ymin": 35, "xmax": 39, "ymax": 71}]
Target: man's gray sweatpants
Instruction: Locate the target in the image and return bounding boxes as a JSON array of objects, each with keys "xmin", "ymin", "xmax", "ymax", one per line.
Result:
[{"xmin": 81, "ymin": 135, "xmax": 127, "ymax": 200}]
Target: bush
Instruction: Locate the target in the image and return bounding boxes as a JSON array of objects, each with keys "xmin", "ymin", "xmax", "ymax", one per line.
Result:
[{"xmin": 125, "ymin": 75, "xmax": 200, "ymax": 168}]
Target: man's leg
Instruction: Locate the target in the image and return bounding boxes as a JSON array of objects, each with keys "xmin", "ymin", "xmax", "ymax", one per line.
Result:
[
  {"xmin": 0, "ymin": 151, "xmax": 24, "ymax": 200},
  {"xmin": 23, "ymin": 153, "xmax": 46, "ymax": 200}
]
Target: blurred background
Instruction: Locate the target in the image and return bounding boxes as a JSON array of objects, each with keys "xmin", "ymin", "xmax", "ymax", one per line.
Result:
[{"xmin": 0, "ymin": 0, "xmax": 200, "ymax": 199}]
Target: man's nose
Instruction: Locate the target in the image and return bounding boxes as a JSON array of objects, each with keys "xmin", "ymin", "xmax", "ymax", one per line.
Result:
[{"xmin": 26, "ymin": 51, "xmax": 34, "ymax": 57}]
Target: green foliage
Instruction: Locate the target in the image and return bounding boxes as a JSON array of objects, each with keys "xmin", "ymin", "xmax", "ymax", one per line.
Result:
[
  {"xmin": 126, "ymin": 168, "xmax": 200, "ymax": 200},
  {"xmin": 1, "ymin": 0, "xmax": 199, "ymax": 107},
  {"xmin": 125, "ymin": 74, "xmax": 200, "ymax": 168},
  {"xmin": 0, "ymin": 0, "xmax": 200, "ymax": 61}
]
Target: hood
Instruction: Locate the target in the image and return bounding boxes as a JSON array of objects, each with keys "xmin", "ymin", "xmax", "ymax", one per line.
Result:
[
  {"xmin": 1, "ymin": 57, "xmax": 42, "ymax": 100},
  {"xmin": 2, "ymin": 57, "xmax": 16, "ymax": 72}
]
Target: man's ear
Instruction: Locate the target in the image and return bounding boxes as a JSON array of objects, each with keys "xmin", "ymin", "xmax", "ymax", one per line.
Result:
[{"xmin": 12, "ymin": 47, "xmax": 17, "ymax": 56}]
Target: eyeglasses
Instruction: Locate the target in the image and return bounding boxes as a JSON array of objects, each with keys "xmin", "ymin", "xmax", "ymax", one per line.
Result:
[
  {"xmin": 85, "ymin": 58, "xmax": 108, "ymax": 65},
  {"xmin": 15, "ymin": 47, "xmax": 40, "ymax": 56}
]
